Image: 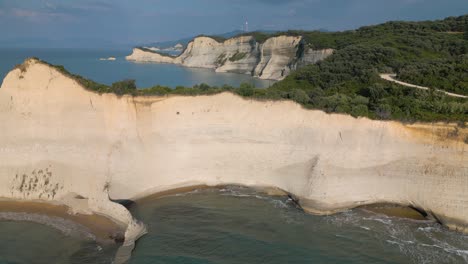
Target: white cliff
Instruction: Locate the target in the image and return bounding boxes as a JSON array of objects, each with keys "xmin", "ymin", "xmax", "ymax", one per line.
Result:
[
  {"xmin": 1, "ymin": 59, "xmax": 467, "ymax": 261},
  {"xmin": 126, "ymin": 35, "xmax": 334, "ymax": 80},
  {"xmin": 125, "ymin": 48, "xmax": 175, "ymax": 63}
]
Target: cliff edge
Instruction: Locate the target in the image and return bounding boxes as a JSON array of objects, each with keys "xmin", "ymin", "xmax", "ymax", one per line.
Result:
[
  {"xmin": 0, "ymin": 59, "xmax": 467, "ymax": 261},
  {"xmin": 126, "ymin": 35, "xmax": 334, "ymax": 80}
]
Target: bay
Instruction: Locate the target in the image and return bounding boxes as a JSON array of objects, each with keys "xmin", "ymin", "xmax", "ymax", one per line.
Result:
[{"xmin": 0, "ymin": 48, "xmax": 273, "ymax": 89}]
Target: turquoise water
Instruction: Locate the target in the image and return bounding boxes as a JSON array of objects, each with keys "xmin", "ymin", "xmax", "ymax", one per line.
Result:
[
  {"xmin": 0, "ymin": 48, "xmax": 272, "ymax": 88},
  {"xmin": 0, "ymin": 221, "xmax": 117, "ymax": 264},
  {"xmin": 127, "ymin": 187, "xmax": 468, "ymax": 264},
  {"xmin": 1, "ymin": 187, "xmax": 468, "ymax": 263}
]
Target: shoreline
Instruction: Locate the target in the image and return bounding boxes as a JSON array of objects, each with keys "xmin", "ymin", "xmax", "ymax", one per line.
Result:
[
  {"xmin": 0, "ymin": 200, "xmax": 125, "ymax": 244},
  {"xmin": 132, "ymin": 184, "xmax": 433, "ymax": 223}
]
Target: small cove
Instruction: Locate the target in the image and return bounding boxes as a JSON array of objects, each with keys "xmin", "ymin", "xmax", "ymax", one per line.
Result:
[{"xmin": 1, "ymin": 186, "xmax": 468, "ymax": 263}]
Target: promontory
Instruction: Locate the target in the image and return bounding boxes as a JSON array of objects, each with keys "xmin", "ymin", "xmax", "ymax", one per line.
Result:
[{"xmin": 126, "ymin": 35, "xmax": 334, "ymax": 80}]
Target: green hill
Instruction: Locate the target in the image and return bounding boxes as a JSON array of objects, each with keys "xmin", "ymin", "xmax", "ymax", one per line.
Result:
[
  {"xmin": 34, "ymin": 15, "xmax": 468, "ymax": 123},
  {"xmin": 265, "ymin": 15, "xmax": 468, "ymax": 122}
]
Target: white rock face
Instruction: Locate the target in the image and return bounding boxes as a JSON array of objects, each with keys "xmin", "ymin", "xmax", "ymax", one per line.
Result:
[
  {"xmin": 1, "ymin": 59, "xmax": 468, "ymax": 260},
  {"xmin": 175, "ymin": 36, "xmax": 225, "ymax": 68},
  {"xmin": 253, "ymin": 36, "xmax": 302, "ymax": 80},
  {"xmin": 126, "ymin": 35, "xmax": 334, "ymax": 80},
  {"xmin": 173, "ymin": 36, "xmax": 259, "ymax": 74},
  {"xmin": 125, "ymin": 48, "xmax": 175, "ymax": 63}
]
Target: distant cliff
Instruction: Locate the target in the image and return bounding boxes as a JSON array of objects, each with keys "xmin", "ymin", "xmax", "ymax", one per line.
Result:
[{"xmin": 126, "ymin": 35, "xmax": 334, "ymax": 80}]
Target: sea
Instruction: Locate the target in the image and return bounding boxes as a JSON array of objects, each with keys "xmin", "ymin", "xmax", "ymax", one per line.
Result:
[
  {"xmin": 1, "ymin": 49, "xmax": 468, "ymax": 264},
  {"xmin": 0, "ymin": 48, "xmax": 273, "ymax": 89},
  {"xmin": 1, "ymin": 187, "xmax": 468, "ymax": 264}
]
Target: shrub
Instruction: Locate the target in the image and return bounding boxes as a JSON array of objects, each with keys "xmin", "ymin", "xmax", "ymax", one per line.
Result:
[
  {"xmin": 237, "ymin": 83, "xmax": 255, "ymax": 96},
  {"xmin": 229, "ymin": 52, "xmax": 248, "ymax": 62},
  {"xmin": 111, "ymin": 79, "xmax": 137, "ymax": 95},
  {"xmin": 290, "ymin": 89, "xmax": 310, "ymax": 104}
]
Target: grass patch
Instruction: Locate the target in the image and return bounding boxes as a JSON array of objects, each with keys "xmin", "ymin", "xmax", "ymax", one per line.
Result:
[{"xmin": 229, "ymin": 52, "xmax": 248, "ymax": 62}]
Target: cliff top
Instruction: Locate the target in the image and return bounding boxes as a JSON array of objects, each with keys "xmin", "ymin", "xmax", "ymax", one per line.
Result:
[
  {"xmin": 8, "ymin": 55, "xmax": 468, "ymax": 126},
  {"xmin": 133, "ymin": 47, "xmax": 177, "ymax": 58}
]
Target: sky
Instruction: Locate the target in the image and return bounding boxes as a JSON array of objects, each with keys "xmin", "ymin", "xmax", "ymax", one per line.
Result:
[{"xmin": 0, "ymin": 0, "xmax": 467, "ymax": 48}]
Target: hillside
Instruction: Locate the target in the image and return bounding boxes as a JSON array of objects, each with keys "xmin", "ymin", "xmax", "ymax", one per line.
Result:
[
  {"xmin": 19, "ymin": 15, "xmax": 468, "ymax": 123},
  {"xmin": 139, "ymin": 30, "xmax": 278, "ymax": 49},
  {"xmin": 267, "ymin": 15, "xmax": 468, "ymax": 121}
]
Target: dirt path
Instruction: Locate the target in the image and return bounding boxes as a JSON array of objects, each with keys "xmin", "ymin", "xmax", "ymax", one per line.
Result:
[{"xmin": 380, "ymin": 74, "xmax": 467, "ymax": 99}]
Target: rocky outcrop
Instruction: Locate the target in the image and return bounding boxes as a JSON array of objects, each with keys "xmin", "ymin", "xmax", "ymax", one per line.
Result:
[
  {"xmin": 0, "ymin": 59, "xmax": 147, "ymax": 264},
  {"xmin": 126, "ymin": 35, "xmax": 334, "ymax": 80},
  {"xmin": 1, "ymin": 59, "xmax": 467, "ymax": 261},
  {"xmin": 125, "ymin": 48, "xmax": 175, "ymax": 63}
]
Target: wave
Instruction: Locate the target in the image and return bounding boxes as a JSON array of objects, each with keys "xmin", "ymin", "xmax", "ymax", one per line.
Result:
[{"xmin": 0, "ymin": 212, "xmax": 96, "ymax": 241}]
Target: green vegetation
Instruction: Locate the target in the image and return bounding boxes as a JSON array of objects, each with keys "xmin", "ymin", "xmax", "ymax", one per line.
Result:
[
  {"xmin": 14, "ymin": 63, "xmax": 28, "ymax": 73},
  {"xmin": 28, "ymin": 15, "xmax": 467, "ymax": 123},
  {"xmin": 465, "ymin": 24, "xmax": 468, "ymax": 40},
  {"xmin": 398, "ymin": 55, "xmax": 467, "ymax": 95},
  {"xmin": 236, "ymin": 31, "xmax": 272, "ymax": 43},
  {"xmin": 266, "ymin": 15, "xmax": 468, "ymax": 122},
  {"xmin": 197, "ymin": 34, "xmax": 227, "ymax": 43},
  {"xmin": 229, "ymin": 52, "xmax": 248, "ymax": 62},
  {"xmin": 216, "ymin": 54, "xmax": 227, "ymax": 65}
]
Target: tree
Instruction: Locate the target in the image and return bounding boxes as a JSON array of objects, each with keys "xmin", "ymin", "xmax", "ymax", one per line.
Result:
[
  {"xmin": 237, "ymin": 83, "xmax": 255, "ymax": 96},
  {"xmin": 376, "ymin": 104, "xmax": 392, "ymax": 119},
  {"xmin": 111, "ymin": 79, "xmax": 137, "ymax": 95},
  {"xmin": 290, "ymin": 89, "xmax": 310, "ymax": 104},
  {"xmin": 464, "ymin": 24, "xmax": 468, "ymax": 40}
]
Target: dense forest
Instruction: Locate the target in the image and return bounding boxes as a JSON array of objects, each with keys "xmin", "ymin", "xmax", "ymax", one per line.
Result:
[
  {"xmin": 34, "ymin": 15, "xmax": 468, "ymax": 123},
  {"xmin": 265, "ymin": 15, "xmax": 468, "ymax": 122}
]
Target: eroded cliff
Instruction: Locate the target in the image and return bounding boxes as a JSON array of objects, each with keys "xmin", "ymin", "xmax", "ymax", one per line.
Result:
[
  {"xmin": 126, "ymin": 35, "xmax": 334, "ymax": 80},
  {"xmin": 1, "ymin": 59, "xmax": 467, "ymax": 262}
]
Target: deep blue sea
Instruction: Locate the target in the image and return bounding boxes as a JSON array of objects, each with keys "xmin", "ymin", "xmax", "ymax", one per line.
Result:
[
  {"xmin": 2, "ymin": 187, "xmax": 468, "ymax": 264},
  {"xmin": 0, "ymin": 48, "xmax": 273, "ymax": 88}
]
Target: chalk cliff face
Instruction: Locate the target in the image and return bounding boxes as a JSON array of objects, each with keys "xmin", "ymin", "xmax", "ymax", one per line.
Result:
[
  {"xmin": 126, "ymin": 35, "xmax": 334, "ymax": 80},
  {"xmin": 253, "ymin": 35, "xmax": 301, "ymax": 80},
  {"xmin": 1, "ymin": 59, "xmax": 468, "ymax": 260},
  {"xmin": 126, "ymin": 48, "xmax": 175, "ymax": 63}
]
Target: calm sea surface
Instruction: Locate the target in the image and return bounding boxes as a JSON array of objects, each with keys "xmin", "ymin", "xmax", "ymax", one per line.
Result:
[
  {"xmin": 1, "ymin": 187, "xmax": 468, "ymax": 264},
  {"xmin": 0, "ymin": 48, "xmax": 272, "ymax": 88}
]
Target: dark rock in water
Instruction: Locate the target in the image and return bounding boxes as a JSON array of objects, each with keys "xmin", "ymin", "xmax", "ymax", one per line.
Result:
[{"xmin": 109, "ymin": 232, "xmax": 125, "ymax": 243}]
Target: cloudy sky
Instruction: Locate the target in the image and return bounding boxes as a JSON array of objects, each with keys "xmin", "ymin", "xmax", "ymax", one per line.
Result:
[{"xmin": 0, "ymin": 0, "xmax": 466, "ymax": 48}]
